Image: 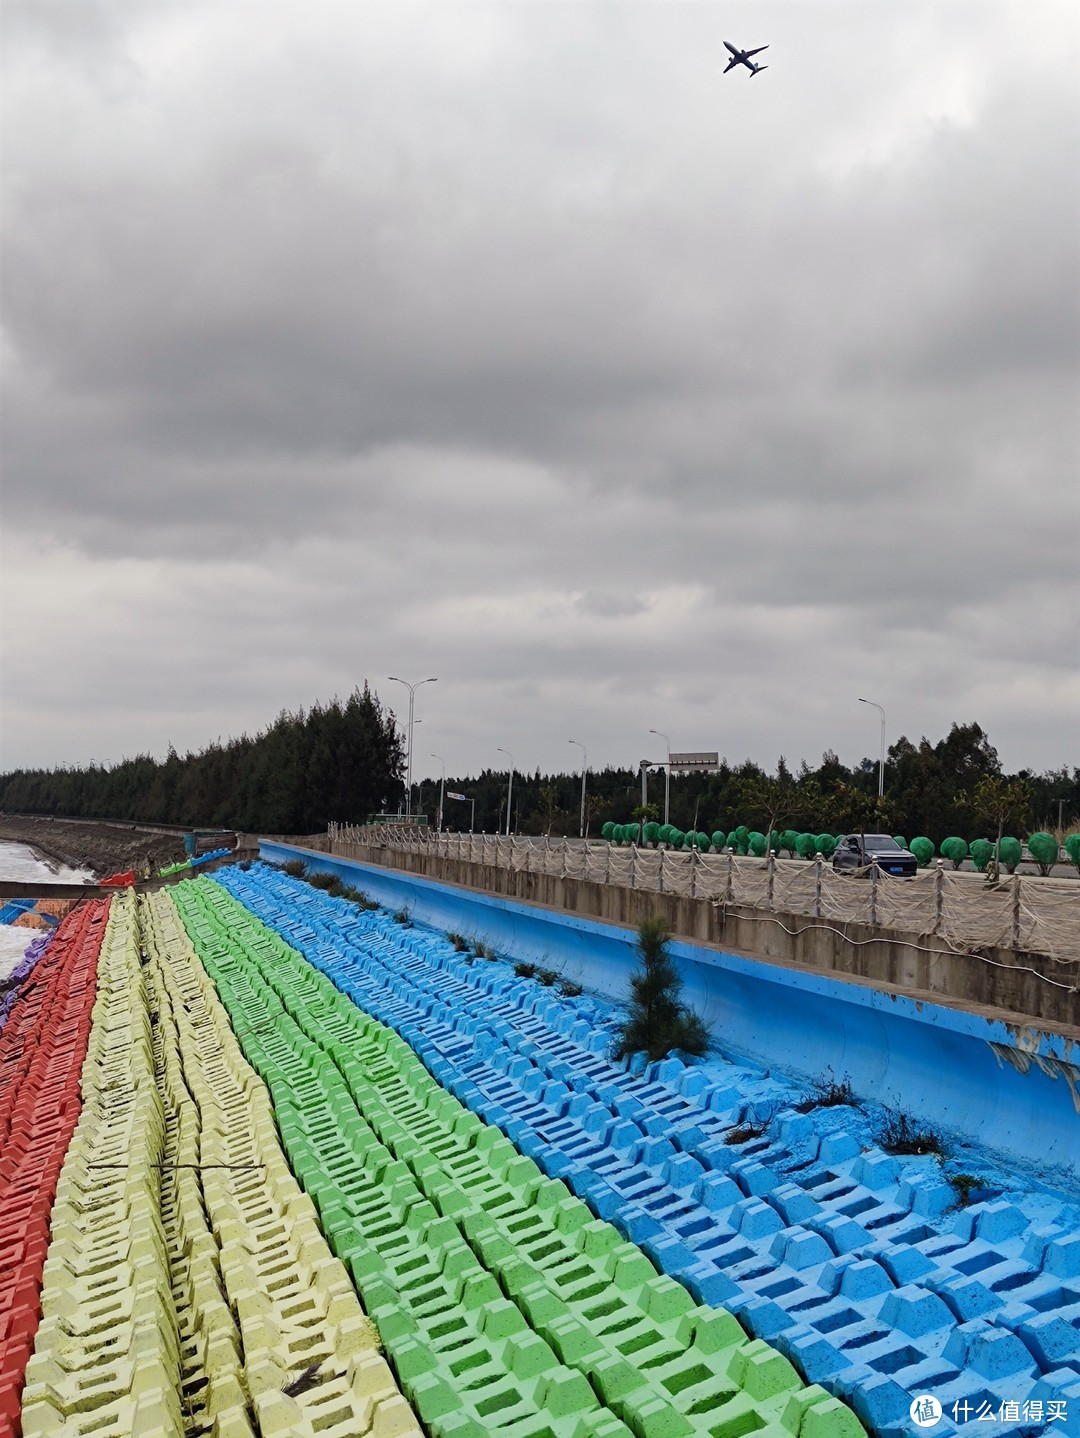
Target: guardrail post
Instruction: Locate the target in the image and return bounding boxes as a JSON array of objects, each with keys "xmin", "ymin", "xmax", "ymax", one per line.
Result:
[
  {"xmin": 582, "ymin": 844, "xmax": 589, "ymax": 883},
  {"xmin": 605, "ymin": 843, "xmax": 612, "ymax": 885},
  {"xmin": 629, "ymin": 844, "xmax": 637, "ymax": 889},
  {"xmin": 767, "ymin": 849, "xmax": 775, "ymax": 911},
  {"xmin": 689, "ymin": 847, "xmax": 697, "ymax": 900},
  {"xmin": 869, "ymin": 862, "xmax": 879, "ymax": 929},
  {"xmin": 814, "ymin": 854, "xmax": 823, "ymax": 918},
  {"xmin": 561, "ymin": 838, "xmax": 568, "ymax": 879},
  {"xmin": 1011, "ymin": 873, "xmax": 1022, "ymax": 950},
  {"xmin": 726, "ymin": 849, "xmax": 735, "ymax": 906},
  {"xmin": 934, "ymin": 861, "xmax": 944, "ymax": 932},
  {"xmin": 658, "ymin": 848, "xmax": 665, "ymax": 894}
]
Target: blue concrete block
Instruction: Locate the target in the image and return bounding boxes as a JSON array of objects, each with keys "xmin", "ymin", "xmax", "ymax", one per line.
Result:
[
  {"xmin": 631, "ymin": 1135, "xmax": 677, "ymax": 1167},
  {"xmin": 607, "ymin": 1119, "xmax": 645, "ymax": 1153},
  {"xmin": 974, "ymin": 1199, "xmax": 1029, "ymax": 1243},
  {"xmin": 736, "ymin": 1199, "xmax": 784, "ymax": 1239},
  {"xmin": 943, "ymin": 1320, "xmax": 1038, "ymax": 1380},
  {"xmin": 678, "ymin": 1261, "xmax": 740, "ymax": 1307},
  {"xmin": 677, "ymin": 1069, "xmax": 709, "ymax": 1100},
  {"xmin": 898, "ymin": 1175, "xmax": 957, "ymax": 1220},
  {"xmin": 1044, "ymin": 1232, "xmax": 1080, "ymax": 1279},
  {"xmin": 878, "ymin": 1284, "xmax": 956, "ymax": 1337},
  {"xmin": 694, "ymin": 1172, "xmax": 741, "ymax": 1213},
  {"xmin": 1017, "ymin": 1310, "xmax": 1080, "ymax": 1371},
  {"xmin": 739, "ymin": 1295, "xmax": 800, "ymax": 1340},
  {"xmin": 704, "ymin": 1083, "xmax": 743, "ymax": 1114},
  {"xmin": 851, "ymin": 1372, "xmax": 934, "ymax": 1432},
  {"xmin": 641, "ymin": 1232, "xmax": 699, "ymax": 1273},
  {"xmin": 810, "ymin": 1213, "xmax": 870, "ymax": 1257},
  {"xmin": 662, "ymin": 1152, "xmax": 706, "ymax": 1192},
  {"xmin": 696, "ymin": 1139, "xmax": 738, "ymax": 1173},
  {"xmin": 852, "ymin": 1149, "xmax": 901, "ymax": 1191},
  {"xmin": 771, "ymin": 1226, "xmax": 834, "ymax": 1271},
  {"xmin": 619, "ymin": 1205, "xmax": 665, "ymax": 1244},
  {"xmin": 653, "ymin": 1058, "xmax": 685, "ymax": 1084},
  {"xmin": 926, "ymin": 1270, "xmax": 1004, "ymax": 1322},
  {"xmin": 836, "ymin": 1258, "xmax": 894, "ymax": 1301},
  {"xmin": 817, "ymin": 1130, "xmax": 861, "ymax": 1164},
  {"xmin": 871, "ymin": 1240, "xmax": 936, "ymax": 1286},
  {"xmin": 731, "ymin": 1158, "xmax": 780, "ymax": 1197},
  {"xmin": 771, "ymin": 1183, "xmax": 823, "ymax": 1226},
  {"xmin": 1028, "ymin": 1370, "xmax": 1080, "ymax": 1437},
  {"xmin": 778, "ymin": 1326, "xmax": 852, "ymax": 1383}
]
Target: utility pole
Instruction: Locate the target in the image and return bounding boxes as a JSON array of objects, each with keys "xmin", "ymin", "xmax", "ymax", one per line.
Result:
[
  {"xmin": 496, "ymin": 747, "xmax": 514, "ymax": 836},
  {"xmin": 569, "ymin": 739, "xmax": 587, "ymax": 839},
  {"xmin": 388, "ymin": 676, "xmax": 437, "ymax": 818},
  {"xmin": 858, "ymin": 698, "xmax": 886, "ymax": 798}
]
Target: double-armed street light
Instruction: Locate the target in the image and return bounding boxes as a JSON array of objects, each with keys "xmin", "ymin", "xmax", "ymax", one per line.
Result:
[
  {"xmin": 388, "ymin": 675, "xmax": 437, "ymax": 819},
  {"xmin": 568, "ymin": 739, "xmax": 587, "ymax": 838},
  {"xmin": 496, "ymin": 747, "xmax": 514, "ymax": 836},
  {"xmin": 858, "ymin": 698, "xmax": 886, "ymax": 797},
  {"xmin": 649, "ymin": 728, "xmax": 671, "ymax": 827}
]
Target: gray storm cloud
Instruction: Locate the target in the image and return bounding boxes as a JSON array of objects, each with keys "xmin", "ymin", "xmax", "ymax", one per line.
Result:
[{"xmin": 2, "ymin": 0, "xmax": 1077, "ymax": 777}]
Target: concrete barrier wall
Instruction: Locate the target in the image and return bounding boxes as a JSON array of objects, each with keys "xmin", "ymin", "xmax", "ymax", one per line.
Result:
[
  {"xmin": 309, "ymin": 837, "xmax": 1078, "ymax": 1030},
  {"xmin": 260, "ymin": 840, "xmax": 1079, "ymax": 1185}
]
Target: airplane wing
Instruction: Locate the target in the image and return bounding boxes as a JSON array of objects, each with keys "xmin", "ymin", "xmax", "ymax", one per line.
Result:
[
  {"xmin": 723, "ymin": 41, "xmax": 739, "ymax": 55},
  {"xmin": 746, "ymin": 45, "xmax": 769, "ymax": 56},
  {"xmin": 723, "ymin": 57, "xmax": 739, "ymax": 72}
]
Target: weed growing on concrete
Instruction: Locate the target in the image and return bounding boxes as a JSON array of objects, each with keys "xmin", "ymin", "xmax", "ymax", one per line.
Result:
[
  {"xmin": 514, "ymin": 961, "xmax": 537, "ymax": 979},
  {"xmin": 393, "ymin": 906, "xmax": 413, "ymax": 926},
  {"xmin": 795, "ymin": 1075, "xmax": 858, "ymax": 1113},
  {"xmin": 878, "ymin": 1111, "xmax": 948, "ymax": 1158},
  {"xmin": 559, "ymin": 980, "xmax": 583, "ymax": 997},
  {"xmin": 946, "ymin": 1172, "xmax": 984, "ymax": 1206},
  {"xmin": 447, "ymin": 932, "xmax": 469, "ymax": 951},
  {"xmin": 307, "ymin": 871, "xmax": 340, "ymax": 891},
  {"xmin": 283, "ymin": 859, "xmax": 307, "ymax": 878},
  {"xmin": 537, "ymin": 968, "xmax": 559, "ymax": 986},
  {"xmin": 724, "ymin": 1105, "xmax": 776, "ymax": 1145}
]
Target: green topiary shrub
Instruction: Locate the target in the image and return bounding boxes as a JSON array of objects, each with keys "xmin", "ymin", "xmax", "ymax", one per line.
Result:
[
  {"xmin": 612, "ymin": 917, "xmax": 709, "ymax": 1063},
  {"xmin": 781, "ymin": 830, "xmax": 799, "ymax": 856},
  {"xmin": 814, "ymin": 834, "xmax": 837, "ymax": 858},
  {"xmin": 1065, "ymin": 833, "xmax": 1080, "ymax": 873},
  {"xmin": 748, "ymin": 831, "xmax": 767, "ymax": 857},
  {"xmin": 670, "ymin": 829, "xmax": 686, "ymax": 849},
  {"xmin": 644, "ymin": 821, "xmax": 661, "ymax": 845},
  {"xmin": 711, "ymin": 831, "xmax": 727, "ymax": 850},
  {"xmin": 997, "ymin": 836, "xmax": 1022, "ymax": 872},
  {"xmin": 940, "ymin": 837, "xmax": 968, "ymax": 870},
  {"xmin": 909, "ymin": 836, "xmax": 935, "ymax": 867},
  {"xmin": 601, "ymin": 822, "xmax": 615, "ymax": 841},
  {"xmin": 693, "ymin": 831, "xmax": 711, "ymax": 851},
  {"xmin": 969, "ymin": 838, "xmax": 993, "ymax": 872},
  {"xmin": 795, "ymin": 832, "xmax": 816, "ymax": 859},
  {"xmin": 1027, "ymin": 831, "xmax": 1059, "ymax": 876}
]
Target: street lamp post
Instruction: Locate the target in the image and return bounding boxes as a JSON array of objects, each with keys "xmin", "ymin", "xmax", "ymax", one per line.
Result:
[
  {"xmin": 496, "ymin": 747, "xmax": 514, "ymax": 836},
  {"xmin": 649, "ymin": 729, "xmax": 671, "ymax": 827},
  {"xmin": 388, "ymin": 676, "xmax": 437, "ymax": 819},
  {"xmin": 431, "ymin": 754, "xmax": 446, "ymax": 833},
  {"xmin": 858, "ymin": 698, "xmax": 886, "ymax": 798},
  {"xmin": 568, "ymin": 740, "xmax": 587, "ymax": 838}
]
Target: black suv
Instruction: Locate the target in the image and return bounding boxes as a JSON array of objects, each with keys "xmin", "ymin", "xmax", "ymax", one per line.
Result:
[{"xmin": 833, "ymin": 834, "xmax": 917, "ymax": 877}]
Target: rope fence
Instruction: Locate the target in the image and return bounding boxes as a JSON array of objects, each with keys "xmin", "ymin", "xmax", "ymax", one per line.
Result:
[{"xmin": 327, "ymin": 824, "xmax": 1080, "ymax": 967}]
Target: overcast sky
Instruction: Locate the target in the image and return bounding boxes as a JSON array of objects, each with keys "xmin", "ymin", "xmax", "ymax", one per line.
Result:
[{"xmin": 3, "ymin": 0, "xmax": 1078, "ymax": 785}]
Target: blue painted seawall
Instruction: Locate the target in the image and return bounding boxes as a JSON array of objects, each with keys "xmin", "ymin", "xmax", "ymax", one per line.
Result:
[{"xmin": 259, "ymin": 842, "xmax": 1080, "ymax": 1187}]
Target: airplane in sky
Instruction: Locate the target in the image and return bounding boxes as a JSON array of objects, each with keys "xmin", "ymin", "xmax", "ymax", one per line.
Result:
[{"xmin": 723, "ymin": 41, "xmax": 769, "ymax": 75}]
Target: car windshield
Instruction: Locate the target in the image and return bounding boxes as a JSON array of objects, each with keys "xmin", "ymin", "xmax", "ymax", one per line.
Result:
[{"xmin": 864, "ymin": 835, "xmax": 900, "ymax": 849}]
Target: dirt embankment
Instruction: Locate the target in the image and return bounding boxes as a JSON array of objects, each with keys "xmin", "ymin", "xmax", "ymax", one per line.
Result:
[{"xmin": 0, "ymin": 816, "xmax": 192, "ymax": 879}]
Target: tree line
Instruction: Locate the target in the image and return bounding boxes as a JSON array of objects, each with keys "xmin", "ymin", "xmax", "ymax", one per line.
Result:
[
  {"xmin": 0, "ymin": 688, "xmax": 403, "ymax": 835},
  {"xmin": 425, "ymin": 723, "xmax": 1077, "ymax": 847},
  {"xmin": 1, "ymin": 706, "xmax": 1075, "ymax": 848}
]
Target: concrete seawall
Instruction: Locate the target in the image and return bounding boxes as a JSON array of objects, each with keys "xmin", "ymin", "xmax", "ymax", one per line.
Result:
[{"xmin": 259, "ymin": 840, "xmax": 1080, "ymax": 1186}]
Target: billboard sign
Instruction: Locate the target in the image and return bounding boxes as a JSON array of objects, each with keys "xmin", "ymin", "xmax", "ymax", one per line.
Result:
[{"xmin": 668, "ymin": 752, "xmax": 720, "ymax": 772}]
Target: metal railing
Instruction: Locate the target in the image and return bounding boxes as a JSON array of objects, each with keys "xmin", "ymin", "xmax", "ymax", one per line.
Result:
[{"xmin": 328, "ymin": 824, "xmax": 1080, "ymax": 967}]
